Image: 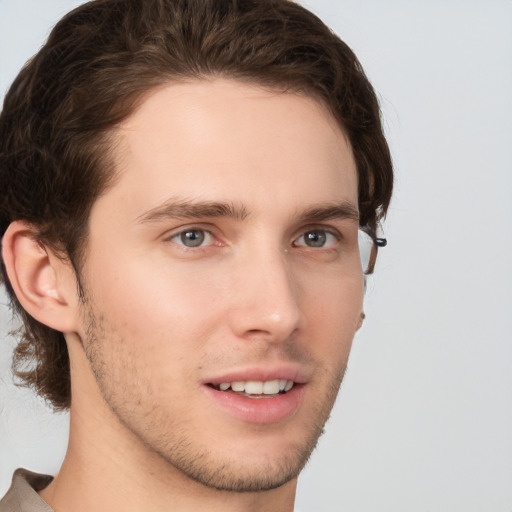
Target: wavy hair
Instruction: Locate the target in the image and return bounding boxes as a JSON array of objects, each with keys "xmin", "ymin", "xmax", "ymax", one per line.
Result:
[{"xmin": 0, "ymin": 0, "xmax": 393, "ymax": 409}]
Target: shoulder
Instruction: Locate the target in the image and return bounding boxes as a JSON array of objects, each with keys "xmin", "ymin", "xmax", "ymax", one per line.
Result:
[{"xmin": 0, "ymin": 469, "xmax": 54, "ymax": 512}]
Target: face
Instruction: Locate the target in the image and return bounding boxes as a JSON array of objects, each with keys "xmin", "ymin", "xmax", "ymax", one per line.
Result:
[{"xmin": 76, "ymin": 79, "xmax": 363, "ymax": 492}]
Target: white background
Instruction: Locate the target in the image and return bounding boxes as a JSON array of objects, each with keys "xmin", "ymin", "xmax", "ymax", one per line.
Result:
[{"xmin": 1, "ymin": 1, "xmax": 511, "ymax": 510}]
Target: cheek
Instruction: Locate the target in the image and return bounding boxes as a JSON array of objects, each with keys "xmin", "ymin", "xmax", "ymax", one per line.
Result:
[
  {"xmin": 82, "ymin": 246, "xmax": 363, "ymax": 356},
  {"xmin": 301, "ymin": 259, "xmax": 364, "ymax": 314},
  {"xmin": 81, "ymin": 254, "xmax": 226, "ymax": 351},
  {"xmin": 303, "ymin": 273, "xmax": 363, "ymax": 354}
]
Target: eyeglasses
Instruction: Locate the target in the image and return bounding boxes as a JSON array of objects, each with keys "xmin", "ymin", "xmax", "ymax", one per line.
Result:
[{"xmin": 358, "ymin": 226, "xmax": 387, "ymax": 275}]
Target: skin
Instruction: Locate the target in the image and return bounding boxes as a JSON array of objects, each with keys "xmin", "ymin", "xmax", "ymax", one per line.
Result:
[{"xmin": 14, "ymin": 79, "xmax": 364, "ymax": 512}]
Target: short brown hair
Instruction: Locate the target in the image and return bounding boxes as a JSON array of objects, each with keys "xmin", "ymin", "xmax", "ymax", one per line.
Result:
[{"xmin": 0, "ymin": 0, "xmax": 393, "ymax": 409}]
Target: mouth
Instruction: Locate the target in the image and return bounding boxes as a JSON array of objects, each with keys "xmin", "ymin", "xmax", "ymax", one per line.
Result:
[
  {"xmin": 203, "ymin": 366, "xmax": 309, "ymax": 423},
  {"xmin": 204, "ymin": 378, "xmax": 305, "ymax": 424},
  {"xmin": 208, "ymin": 379, "xmax": 295, "ymax": 398}
]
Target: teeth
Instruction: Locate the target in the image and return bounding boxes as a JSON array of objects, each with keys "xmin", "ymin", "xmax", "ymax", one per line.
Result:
[
  {"xmin": 231, "ymin": 381, "xmax": 245, "ymax": 392},
  {"xmin": 263, "ymin": 380, "xmax": 280, "ymax": 395},
  {"xmin": 215, "ymin": 380, "xmax": 295, "ymax": 395},
  {"xmin": 245, "ymin": 381, "xmax": 263, "ymax": 394}
]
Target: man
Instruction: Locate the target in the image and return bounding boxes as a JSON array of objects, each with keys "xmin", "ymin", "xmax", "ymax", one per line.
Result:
[{"xmin": 0, "ymin": 0, "xmax": 392, "ymax": 510}]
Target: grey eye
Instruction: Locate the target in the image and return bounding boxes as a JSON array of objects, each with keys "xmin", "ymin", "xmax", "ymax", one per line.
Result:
[
  {"xmin": 172, "ymin": 229, "xmax": 209, "ymax": 247},
  {"xmin": 303, "ymin": 230, "xmax": 326, "ymax": 247},
  {"xmin": 294, "ymin": 230, "xmax": 336, "ymax": 248}
]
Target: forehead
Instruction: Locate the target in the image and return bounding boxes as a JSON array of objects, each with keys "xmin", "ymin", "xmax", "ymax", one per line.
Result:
[{"xmin": 93, "ymin": 79, "xmax": 358, "ymax": 223}]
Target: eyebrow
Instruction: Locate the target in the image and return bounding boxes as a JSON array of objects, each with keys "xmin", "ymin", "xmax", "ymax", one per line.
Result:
[
  {"xmin": 296, "ymin": 202, "xmax": 360, "ymax": 224},
  {"xmin": 136, "ymin": 198, "xmax": 359, "ymax": 225},
  {"xmin": 136, "ymin": 198, "xmax": 249, "ymax": 224}
]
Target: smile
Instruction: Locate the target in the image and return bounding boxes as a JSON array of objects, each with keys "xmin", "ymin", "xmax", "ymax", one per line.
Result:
[
  {"xmin": 204, "ymin": 380, "xmax": 305, "ymax": 424},
  {"xmin": 210, "ymin": 379, "xmax": 295, "ymax": 397}
]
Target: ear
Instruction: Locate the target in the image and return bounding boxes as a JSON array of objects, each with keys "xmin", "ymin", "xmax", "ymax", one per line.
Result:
[
  {"xmin": 2, "ymin": 221, "xmax": 80, "ymax": 333},
  {"xmin": 356, "ymin": 311, "xmax": 365, "ymax": 332}
]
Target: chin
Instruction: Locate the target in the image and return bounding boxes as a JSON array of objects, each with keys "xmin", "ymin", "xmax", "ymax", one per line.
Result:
[
  {"xmin": 169, "ymin": 444, "xmax": 315, "ymax": 493},
  {"xmin": 153, "ymin": 417, "xmax": 326, "ymax": 493}
]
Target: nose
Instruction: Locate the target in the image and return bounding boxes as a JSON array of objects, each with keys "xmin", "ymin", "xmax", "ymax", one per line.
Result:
[{"xmin": 227, "ymin": 247, "xmax": 303, "ymax": 343}]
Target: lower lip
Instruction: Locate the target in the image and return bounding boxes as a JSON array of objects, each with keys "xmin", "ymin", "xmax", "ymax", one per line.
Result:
[{"xmin": 202, "ymin": 384, "xmax": 306, "ymax": 424}]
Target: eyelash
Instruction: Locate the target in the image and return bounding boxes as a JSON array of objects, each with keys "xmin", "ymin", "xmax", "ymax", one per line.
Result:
[
  {"xmin": 167, "ymin": 227, "xmax": 218, "ymax": 250},
  {"xmin": 166, "ymin": 225, "xmax": 342, "ymax": 251},
  {"xmin": 292, "ymin": 228, "xmax": 340, "ymax": 249}
]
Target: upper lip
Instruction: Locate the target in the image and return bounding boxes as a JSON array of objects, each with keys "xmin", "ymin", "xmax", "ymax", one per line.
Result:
[{"xmin": 204, "ymin": 364, "xmax": 312, "ymax": 386}]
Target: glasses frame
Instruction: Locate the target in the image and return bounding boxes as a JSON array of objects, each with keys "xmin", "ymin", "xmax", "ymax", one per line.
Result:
[{"xmin": 359, "ymin": 226, "xmax": 387, "ymax": 275}]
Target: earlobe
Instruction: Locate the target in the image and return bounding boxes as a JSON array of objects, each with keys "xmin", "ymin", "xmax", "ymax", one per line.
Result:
[{"xmin": 2, "ymin": 221, "xmax": 79, "ymax": 333}]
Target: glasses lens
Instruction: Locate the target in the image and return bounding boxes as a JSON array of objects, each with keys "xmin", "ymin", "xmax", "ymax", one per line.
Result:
[{"xmin": 358, "ymin": 229, "xmax": 374, "ymax": 274}]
